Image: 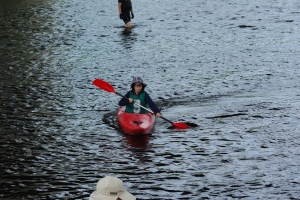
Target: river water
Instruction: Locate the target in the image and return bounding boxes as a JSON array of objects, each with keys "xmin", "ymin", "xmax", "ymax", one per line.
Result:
[{"xmin": 1, "ymin": 0, "xmax": 300, "ymax": 199}]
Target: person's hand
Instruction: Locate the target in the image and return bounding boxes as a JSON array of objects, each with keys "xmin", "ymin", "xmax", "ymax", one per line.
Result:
[
  {"xmin": 131, "ymin": 13, "xmax": 134, "ymax": 19},
  {"xmin": 156, "ymin": 113, "xmax": 161, "ymax": 117},
  {"xmin": 119, "ymin": 14, "xmax": 123, "ymax": 19},
  {"xmin": 128, "ymin": 98, "xmax": 133, "ymax": 103}
]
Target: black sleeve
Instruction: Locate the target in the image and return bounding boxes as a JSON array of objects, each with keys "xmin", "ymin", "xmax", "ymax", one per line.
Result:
[
  {"xmin": 145, "ymin": 92, "xmax": 160, "ymax": 114},
  {"xmin": 118, "ymin": 92, "xmax": 130, "ymax": 106}
]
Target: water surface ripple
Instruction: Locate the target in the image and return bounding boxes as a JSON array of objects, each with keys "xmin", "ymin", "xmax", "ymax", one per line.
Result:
[{"xmin": 0, "ymin": 0, "xmax": 299, "ymax": 199}]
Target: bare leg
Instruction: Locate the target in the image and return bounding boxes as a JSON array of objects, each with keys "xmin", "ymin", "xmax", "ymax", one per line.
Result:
[{"xmin": 125, "ymin": 21, "xmax": 132, "ymax": 28}]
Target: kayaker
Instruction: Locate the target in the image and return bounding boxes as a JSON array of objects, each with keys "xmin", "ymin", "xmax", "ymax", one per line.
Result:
[
  {"xmin": 89, "ymin": 176, "xmax": 136, "ymax": 200},
  {"xmin": 118, "ymin": 0, "xmax": 134, "ymax": 28},
  {"xmin": 119, "ymin": 77, "xmax": 161, "ymax": 117}
]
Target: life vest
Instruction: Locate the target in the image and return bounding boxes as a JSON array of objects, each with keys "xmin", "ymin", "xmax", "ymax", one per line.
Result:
[{"xmin": 125, "ymin": 91, "xmax": 148, "ymax": 114}]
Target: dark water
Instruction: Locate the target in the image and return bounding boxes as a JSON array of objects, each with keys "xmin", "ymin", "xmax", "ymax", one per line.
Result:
[{"xmin": 1, "ymin": 0, "xmax": 300, "ymax": 199}]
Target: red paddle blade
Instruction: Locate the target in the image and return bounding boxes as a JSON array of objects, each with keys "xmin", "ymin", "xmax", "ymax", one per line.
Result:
[
  {"xmin": 93, "ymin": 79, "xmax": 116, "ymax": 93},
  {"xmin": 172, "ymin": 122, "xmax": 189, "ymax": 129}
]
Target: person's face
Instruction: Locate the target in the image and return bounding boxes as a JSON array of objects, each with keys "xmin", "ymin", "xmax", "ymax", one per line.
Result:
[{"xmin": 134, "ymin": 83, "xmax": 143, "ymax": 93}]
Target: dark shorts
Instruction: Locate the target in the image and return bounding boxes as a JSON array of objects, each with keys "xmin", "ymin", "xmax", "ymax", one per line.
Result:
[{"xmin": 122, "ymin": 9, "xmax": 131, "ymax": 24}]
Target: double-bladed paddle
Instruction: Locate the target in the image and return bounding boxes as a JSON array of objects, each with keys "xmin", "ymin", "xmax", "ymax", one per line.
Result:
[{"xmin": 92, "ymin": 78, "xmax": 189, "ymax": 129}]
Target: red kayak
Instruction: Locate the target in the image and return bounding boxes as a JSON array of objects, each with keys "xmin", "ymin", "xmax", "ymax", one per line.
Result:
[{"xmin": 117, "ymin": 106, "xmax": 156, "ymax": 134}]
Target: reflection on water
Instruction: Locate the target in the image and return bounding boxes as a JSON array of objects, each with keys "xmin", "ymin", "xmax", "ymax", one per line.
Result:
[
  {"xmin": 120, "ymin": 28, "xmax": 137, "ymax": 51},
  {"xmin": 123, "ymin": 133, "xmax": 151, "ymax": 149}
]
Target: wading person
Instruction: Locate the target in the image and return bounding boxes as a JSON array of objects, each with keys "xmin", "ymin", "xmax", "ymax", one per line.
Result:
[
  {"xmin": 89, "ymin": 176, "xmax": 136, "ymax": 200},
  {"xmin": 119, "ymin": 77, "xmax": 161, "ymax": 117},
  {"xmin": 118, "ymin": 0, "xmax": 134, "ymax": 28}
]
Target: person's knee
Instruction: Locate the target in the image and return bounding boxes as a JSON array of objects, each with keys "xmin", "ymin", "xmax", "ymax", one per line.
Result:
[{"xmin": 125, "ymin": 22, "xmax": 132, "ymax": 28}]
